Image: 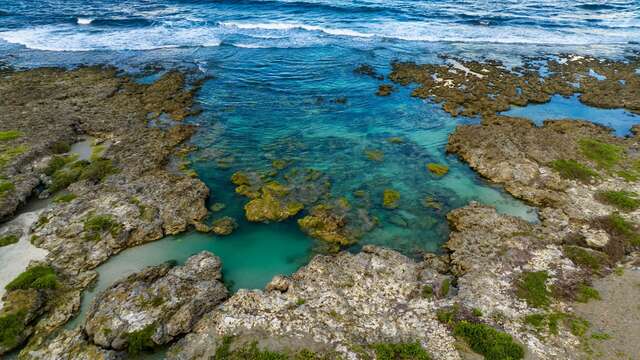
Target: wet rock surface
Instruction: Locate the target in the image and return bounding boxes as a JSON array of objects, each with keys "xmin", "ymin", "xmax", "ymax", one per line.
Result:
[
  {"xmin": 389, "ymin": 55, "xmax": 640, "ymax": 118},
  {"xmin": 83, "ymin": 252, "xmax": 227, "ymax": 351}
]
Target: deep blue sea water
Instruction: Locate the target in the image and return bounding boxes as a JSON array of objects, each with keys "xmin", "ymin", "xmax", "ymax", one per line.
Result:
[{"xmin": 1, "ymin": 0, "xmax": 639, "ymax": 328}]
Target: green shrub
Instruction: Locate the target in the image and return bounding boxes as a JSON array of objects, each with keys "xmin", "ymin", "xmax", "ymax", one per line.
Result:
[
  {"xmin": 578, "ymin": 138, "xmax": 623, "ymax": 169},
  {"xmin": 453, "ymin": 321, "xmax": 524, "ymax": 360},
  {"xmin": 0, "ymin": 130, "xmax": 23, "ymax": 141},
  {"xmin": 439, "ymin": 278, "xmax": 451, "ymax": 297},
  {"xmin": 5, "ymin": 265, "xmax": 57, "ymax": 290},
  {"xmin": 595, "ymin": 190, "xmax": 640, "ymax": 212},
  {"xmin": 602, "ymin": 212, "xmax": 640, "ymax": 246},
  {"xmin": 550, "ymin": 159, "xmax": 598, "ymax": 182},
  {"xmin": 53, "ymin": 193, "xmax": 77, "ymax": 203},
  {"xmin": 0, "ymin": 233, "xmax": 19, "ymax": 247},
  {"xmin": 436, "ymin": 304, "xmax": 460, "ymax": 324},
  {"xmin": 79, "ymin": 158, "xmax": 117, "ymax": 183},
  {"xmin": 575, "ymin": 285, "xmax": 601, "ymax": 303},
  {"xmin": 516, "ymin": 271, "xmax": 551, "ymax": 308},
  {"xmin": 48, "ymin": 161, "xmax": 87, "ymax": 193},
  {"xmin": 523, "ymin": 314, "xmax": 546, "ymax": 330},
  {"xmin": 126, "ymin": 324, "xmax": 156, "ymax": 355},
  {"xmin": 44, "ymin": 155, "xmax": 71, "ymax": 176},
  {"xmin": 421, "ymin": 285, "xmax": 434, "ymax": 299},
  {"xmin": 83, "ymin": 214, "xmax": 121, "ymax": 241},
  {"xmin": 0, "ymin": 311, "xmax": 26, "ymax": 349},
  {"xmin": 50, "ymin": 141, "xmax": 70, "ymax": 154},
  {"xmin": 563, "ymin": 245, "xmax": 607, "ymax": 272},
  {"xmin": 372, "ymin": 341, "xmax": 431, "ymax": 360}
]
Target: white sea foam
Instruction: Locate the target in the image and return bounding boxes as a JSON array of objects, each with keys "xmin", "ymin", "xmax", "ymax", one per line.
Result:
[
  {"xmin": 0, "ymin": 25, "xmax": 222, "ymax": 51},
  {"xmin": 77, "ymin": 17, "xmax": 94, "ymax": 25},
  {"xmin": 221, "ymin": 21, "xmax": 374, "ymax": 38}
]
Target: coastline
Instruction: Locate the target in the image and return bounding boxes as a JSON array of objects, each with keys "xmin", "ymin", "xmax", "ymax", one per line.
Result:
[{"xmin": 0, "ymin": 53, "xmax": 637, "ymax": 359}]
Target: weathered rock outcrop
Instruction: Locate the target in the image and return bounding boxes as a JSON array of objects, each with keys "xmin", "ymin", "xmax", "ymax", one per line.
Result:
[{"xmin": 83, "ymin": 252, "xmax": 227, "ymax": 351}]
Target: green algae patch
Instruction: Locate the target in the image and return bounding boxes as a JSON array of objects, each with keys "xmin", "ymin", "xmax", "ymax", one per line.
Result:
[
  {"xmin": 453, "ymin": 321, "xmax": 524, "ymax": 360},
  {"xmin": 382, "ymin": 189, "xmax": 400, "ymax": 209},
  {"xmin": 298, "ymin": 204, "xmax": 353, "ymax": 246},
  {"xmin": 83, "ymin": 214, "xmax": 122, "ymax": 241},
  {"xmin": 0, "ymin": 180, "xmax": 15, "ymax": 197},
  {"xmin": 53, "ymin": 193, "xmax": 77, "ymax": 203},
  {"xmin": 372, "ymin": 341, "xmax": 431, "ymax": 360},
  {"xmin": 0, "ymin": 130, "xmax": 23, "ymax": 141},
  {"xmin": 244, "ymin": 182, "xmax": 304, "ymax": 222},
  {"xmin": 0, "ymin": 310, "xmax": 26, "ymax": 350},
  {"xmin": 126, "ymin": 324, "xmax": 156, "ymax": 355},
  {"xmin": 364, "ymin": 149, "xmax": 384, "ymax": 162},
  {"xmin": 5, "ymin": 265, "xmax": 57, "ymax": 291},
  {"xmin": 426, "ymin": 163, "xmax": 449, "ymax": 177},
  {"xmin": 578, "ymin": 138, "xmax": 623, "ymax": 170},
  {"xmin": 0, "ymin": 233, "xmax": 19, "ymax": 247},
  {"xmin": 0, "ymin": 144, "xmax": 28, "ymax": 169},
  {"xmin": 550, "ymin": 159, "xmax": 598, "ymax": 183},
  {"xmin": 595, "ymin": 190, "xmax": 640, "ymax": 212},
  {"xmin": 516, "ymin": 271, "xmax": 551, "ymax": 308}
]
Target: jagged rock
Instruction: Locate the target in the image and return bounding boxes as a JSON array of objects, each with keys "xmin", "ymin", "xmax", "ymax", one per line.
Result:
[
  {"xmin": 265, "ymin": 275, "xmax": 289, "ymax": 293},
  {"xmin": 168, "ymin": 245, "xmax": 459, "ymax": 360},
  {"xmin": 19, "ymin": 329, "xmax": 116, "ymax": 360},
  {"xmin": 83, "ymin": 252, "xmax": 227, "ymax": 351}
]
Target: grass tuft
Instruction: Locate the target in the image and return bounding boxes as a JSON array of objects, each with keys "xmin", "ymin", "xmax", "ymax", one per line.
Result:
[
  {"xmin": 0, "ymin": 233, "xmax": 19, "ymax": 247},
  {"xmin": 83, "ymin": 214, "xmax": 121, "ymax": 241},
  {"xmin": 453, "ymin": 321, "xmax": 524, "ymax": 360},
  {"xmin": 0, "ymin": 311, "xmax": 26, "ymax": 349},
  {"xmin": 126, "ymin": 324, "xmax": 156, "ymax": 355},
  {"xmin": 5, "ymin": 265, "xmax": 57, "ymax": 291},
  {"xmin": 595, "ymin": 190, "xmax": 640, "ymax": 212},
  {"xmin": 516, "ymin": 271, "xmax": 551, "ymax": 308},
  {"xmin": 575, "ymin": 284, "xmax": 601, "ymax": 303},
  {"xmin": 550, "ymin": 159, "xmax": 598, "ymax": 183},
  {"xmin": 0, "ymin": 130, "xmax": 23, "ymax": 141},
  {"xmin": 372, "ymin": 341, "xmax": 431, "ymax": 360},
  {"xmin": 578, "ymin": 138, "xmax": 623, "ymax": 169}
]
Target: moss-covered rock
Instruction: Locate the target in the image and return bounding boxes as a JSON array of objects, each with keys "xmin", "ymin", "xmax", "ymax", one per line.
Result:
[
  {"xmin": 382, "ymin": 189, "xmax": 400, "ymax": 209},
  {"xmin": 426, "ymin": 163, "xmax": 449, "ymax": 176},
  {"xmin": 211, "ymin": 217, "xmax": 238, "ymax": 236}
]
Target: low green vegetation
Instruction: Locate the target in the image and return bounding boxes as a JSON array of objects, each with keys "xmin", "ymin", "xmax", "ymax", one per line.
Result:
[
  {"xmin": 0, "ymin": 145, "xmax": 28, "ymax": 168},
  {"xmin": 472, "ymin": 308, "xmax": 483, "ymax": 317},
  {"xmin": 436, "ymin": 304, "xmax": 460, "ymax": 325},
  {"xmin": 50, "ymin": 141, "xmax": 70, "ymax": 154},
  {"xmin": 575, "ymin": 285, "xmax": 601, "ymax": 303},
  {"xmin": 563, "ymin": 245, "xmax": 608, "ymax": 272},
  {"xmin": 453, "ymin": 321, "xmax": 524, "ymax": 360},
  {"xmin": 0, "ymin": 130, "xmax": 23, "ymax": 141},
  {"xmin": 0, "ymin": 180, "xmax": 14, "ymax": 196},
  {"xmin": 47, "ymin": 157, "xmax": 116, "ymax": 193},
  {"xmin": 578, "ymin": 138, "xmax": 623, "ymax": 170},
  {"xmin": 372, "ymin": 341, "xmax": 431, "ymax": 360},
  {"xmin": 421, "ymin": 285, "xmax": 434, "ymax": 299},
  {"xmin": 427, "ymin": 163, "xmax": 449, "ymax": 176},
  {"xmin": 0, "ymin": 311, "xmax": 26, "ymax": 349},
  {"xmin": 439, "ymin": 278, "xmax": 451, "ymax": 298},
  {"xmin": 53, "ymin": 193, "xmax": 77, "ymax": 203},
  {"xmin": 516, "ymin": 271, "xmax": 551, "ymax": 308},
  {"xmin": 126, "ymin": 324, "xmax": 156, "ymax": 355},
  {"xmin": 83, "ymin": 214, "xmax": 121, "ymax": 241},
  {"xmin": 5, "ymin": 265, "xmax": 57, "ymax": 290},
  {"xmin": 0, "ymin": 233, "xmax": 19, "ymax": 247},
  {"xmin": 599, "ymin": 212, "xmax": 640, "ymax": 246},
  {"xmin": 522, "ymin": 312, "xmax": 583, "ymax": 336},
  {"xmin": 596, "ymin": 190, "xmax": 640, "ymax": 212},
  {"xmin": 550, "ymin": 159, "xmax": 598, "ymax": 182},
  {"xmin": 591, "ymin": 332, "xmax": 611, "ymax": 340},
  {"xmin": 569, "ymin": 318, "xmax": 590, "ymax": 337}
]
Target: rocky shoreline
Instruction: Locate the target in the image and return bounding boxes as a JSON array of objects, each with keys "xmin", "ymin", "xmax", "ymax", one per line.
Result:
[{"xmin": 1, "ymin": 55, "xmax": 639, "ymax": 359}]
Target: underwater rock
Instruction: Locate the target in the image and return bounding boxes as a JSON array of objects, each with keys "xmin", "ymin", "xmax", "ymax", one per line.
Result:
[
  {"xmin": 382, "ymin": 188, "xmax": 400, "ymax": 209},
  {"xmin": 427, "ymin": 163, "xmax": 449, "ymax": 177},
  {"xmin": 83, "ymin": 252, "xmax": 227, "ymax": 351},
  {"xmin": 193, "ymin": 222, "xmax": 211, "ymax": 233},
  {"xmin": 376, "ymin": 84, "xmax": 394, "ymax": 96},
  {"xmin": 364, "ymin": 149, "xmax": 384, "ymax": 162},
  {"xmin": 386, "ymin": 137, "xmax": 405, "ymax": 144},
  {"xmin": 271, "ymin": 159, "xmax": 289, "ymax": 170},
  {"xmin": 422, "ymin": 196, "xmax": 443, "ymax": 211},
  {"xmin": 298, "ymin": 204, "xmax": 352, "ymax": 245},
  {"xmin": 244, "ymin": 182, "xmax": 304, "ymax": 222},
  {"xmin": 209, "ymin": 202, "xmax": 226, "ymax": 212},
  {"xmin": 353, "ymin": 64, "xmax": 383, "ymax": 80},
  {"xmin": 210, "ymin": 217, "xmax": 238, "ymax": 236}
]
